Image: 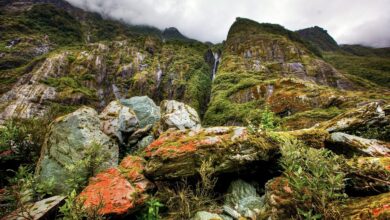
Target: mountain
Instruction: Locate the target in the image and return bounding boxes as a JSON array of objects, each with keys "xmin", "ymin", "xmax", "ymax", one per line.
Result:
[
  {"xmin": 0, "ymin": 2, "xmax": 389, "ymax": 220},
  {"xmin": 296, "ymin": 26, "xmax": 339, "ymax": 51}
]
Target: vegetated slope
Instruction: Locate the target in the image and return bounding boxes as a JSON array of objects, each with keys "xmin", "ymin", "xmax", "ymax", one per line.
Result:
[
  {"xmin": 203, "ymin": 18, "xmax": 387, "ymax": 129},
  {"xmin": 0, "ymin": 0, "xmax": 214, "ymax": 120},
  {"xmin": 296, "ymin": 26, "xmax": 339, "ymax": 51}
]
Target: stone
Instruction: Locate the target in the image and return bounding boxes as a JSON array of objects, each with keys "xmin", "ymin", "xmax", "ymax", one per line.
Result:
[
  {"xmin": 224, "ymin": 179, "xmax": 264, "ymax": 219},
  {"xmin": 193, "ymin": 211, "xmax": 223, "ymax": 220},
  {"xmin": 99, "ymin": 100, "xmax": 139, "ymax": 144},
  {"xmin": 3, "ymin": 195, "xmax": 65, "ymax": 220},
  {"xmin": 160, "ymin": 100, "xmax": 201, "ymax": 131},
  {"xmin": 120, "ymin": 96, "xmax": 160, "ymax": 128},
  {"xmin": 144, "ymin": 127, "xmax": 280, "ymax": 180},
  {"xmin": 79, "ymin": 156, "xmax": 153, "ymax": 216},
  {"xmin": 328, "ymin": 132, "xmax": 390, "ymax": 157},
  {"xmin": 36, "ymin": 107, "xmax": 119, "ymax": 194}
]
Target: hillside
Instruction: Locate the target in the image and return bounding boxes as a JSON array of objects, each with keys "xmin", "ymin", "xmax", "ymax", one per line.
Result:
[{"xmin": 0, "ymin": 2, "xmax": 389, "ymax": 220}]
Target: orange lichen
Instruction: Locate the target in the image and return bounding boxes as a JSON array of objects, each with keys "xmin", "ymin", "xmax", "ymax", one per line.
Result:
[
  {"xmin": 372, "ymin": 204, "xmax": 390, "ymax": 217},
  {"xmin": 80, "ymin": 168, "xmax": 142, "ymax": 215}
]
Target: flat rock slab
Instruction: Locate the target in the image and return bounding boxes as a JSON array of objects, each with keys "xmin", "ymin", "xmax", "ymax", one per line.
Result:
[{"xmin": 3, "ymin": 195, "xmax": 65, "ymax": 220}]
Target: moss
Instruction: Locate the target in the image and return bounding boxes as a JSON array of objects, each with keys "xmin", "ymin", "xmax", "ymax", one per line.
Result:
[{"xmin": 42, "ymin": 77, "xmax": 96, "ymax": 99}]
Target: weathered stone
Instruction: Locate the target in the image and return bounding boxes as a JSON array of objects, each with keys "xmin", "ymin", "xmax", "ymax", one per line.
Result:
[
  {"xmin": 261, "ymin": 177, "xmax": 294, "ymax": 219},
  {"xmin": 79, "ymin": 156, "xmax": 153, "ymax": 216},
  {"xmin": 99, "ymin": 100, "xmax": 139, "ymax": 144},
  {"xmin": 340, "ymin": 192, "xmax": 390, "ymax": 219},
  {"xmin": 160, "ymin": 100, "xmax": 201, "ymax": 131},
  {"xmin": 120, "ymin": 96, "xmax": 160, "ymax": 128},
  {"xmin": 224, "ymin": 179, "xmax": 264, "ymax": 219},
  {"xmin": 3, "ymin": 195, "xmax": 65, "ymax": 220},
  {"xmin": 328, "ymin": 132, "xmax": 390, "ymax": 157},
  {"xmin": 144, "ymin": 127, "xmax": 280, "ymax": 180},
  {"xmin": 136, "ymin": 135, "xmax": 154, "ymax": 151},
  {"xmin": 317, "ymin": 102, "xmax": 389, "ymax": 132},
  {"xmin": 193, "ymin": 211, "xmax": 223, "ymax": 220},
  {"xmin": 36, "ymin": 107, "xmax": 119, "ymax": 194}
]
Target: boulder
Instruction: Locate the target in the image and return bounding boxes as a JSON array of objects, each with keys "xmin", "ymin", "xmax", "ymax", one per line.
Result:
[
  {"xmin": 99, "ymin": 100, "xmax": 139, "ymax": 144},
  {"xmin": 120, "ymin": 96, "xmax": 160, "ymax": 128},
  {"xmin": 79, "ymin": 156, "xmax": 153, "ymax": 216},
  {"xmin": 160, "ymin": 100, "xmax": 201, "ymax": 131},
  {"xmin": 340, "ymin": 192, "xmax": 390, "ymax": 219},
  {"xmin": 144, "ymin": 127, "xmax": 280, "ymax": 180},
  {"xmin": 328, "ymin": 132, "xmax": 390, "ymax": 157},
  {"xmin": 224, "ymin": 179, "xmax": 264, "ymax": 219},
  {"xmin": 2, "ymin": 195, "xmax": 65, "ymax": 220},
  {"xmin": 36, "ymin": 107, "xmax": 119, "ymax": 194}
]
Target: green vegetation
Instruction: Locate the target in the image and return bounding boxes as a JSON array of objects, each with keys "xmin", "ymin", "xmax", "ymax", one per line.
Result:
[
  {"xmin": 296, "ymin": 26, "xmax": 339, "ymax": 51},
  {"xmin": 138, "ymin": 198, "xmax": 164, "ymax": 220},
  {"xmin": 59, "ymin": 189, "xmax": 104, "ymax": 220},
  {"xmin": 230, "ymin": 18, "xmax": 322, "ymax": 57},
  {"xmin": 278, "ymin": 137, "xmax": 347, "ymax": 219},
  {"xmin": 324, "ymin": 52, "xmax": 390, "ymax": 88},
  {"xmin": 42, "ymin": 76, "xmax": 97, "ymax": 99}
]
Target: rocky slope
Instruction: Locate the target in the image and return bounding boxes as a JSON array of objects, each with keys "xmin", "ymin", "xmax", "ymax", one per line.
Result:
[{"xmin": 0, "ymin": 1, "xmax": 389, "ymax": 220}]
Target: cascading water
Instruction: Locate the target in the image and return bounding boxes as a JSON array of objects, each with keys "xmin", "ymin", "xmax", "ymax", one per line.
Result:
[
  {"xmin": 212, "ymin": 52, "xmax": 220, "ymax": 80},
  {"xmin": 156, "ymin": 68, "xmax": 163, "ymax": 87}
]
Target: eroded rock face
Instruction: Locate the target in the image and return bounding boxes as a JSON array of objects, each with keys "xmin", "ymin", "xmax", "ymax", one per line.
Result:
[
  {"xmin": 99, "ymin": 100, "xmax": 139, "ymax": 144},
  {"xmin": 121, "ymin": 96, "xmax": 160, "ymax": 128},
  {"xmin": 0, "ymin": 53, "xmax": 68, "ymax": 122},
  {"xmin": 79, "ymin": 156, "xmax": 153, "ymax": 216},
  {"xmin": 144, "ymin": 127, "xmax": 280, "ymax": 180},
  {"xmin": 36, "ymin": 107, "xmax": 118, "ymax": 194},
  {"xmin": 159, "ymin": 100, "xmax": 201, "ymax": 131}
]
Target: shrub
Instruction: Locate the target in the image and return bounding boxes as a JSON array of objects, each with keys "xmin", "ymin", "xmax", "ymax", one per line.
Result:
[
  {"xmin": 278, "ymin": 137, "xmax": 347, "ymax": 219},
  {"xmin": 64, "ymin": 142, "xmax": 110, "ymax": 193},
  {"xmin": 59, "ymin": 189, "xmax": 104, "ymax": 220},
  {"xmin": 138, "ymin": 198, "xmax": 164, "ymax": 220},
  {"xmin": 156, "ymin": 158, "xmax": 218, "ymax": 219}
]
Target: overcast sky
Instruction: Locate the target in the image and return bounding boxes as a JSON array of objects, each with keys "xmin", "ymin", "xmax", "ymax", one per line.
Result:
[{"xmin": 65, "ymin": 0, "xmax": 390, "ymax": 47}]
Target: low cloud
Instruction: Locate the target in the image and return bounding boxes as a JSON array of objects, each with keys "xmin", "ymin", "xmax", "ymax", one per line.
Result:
[{"xmin": 65, "ymin": 0, "xmax": 390, "ymax": 47}]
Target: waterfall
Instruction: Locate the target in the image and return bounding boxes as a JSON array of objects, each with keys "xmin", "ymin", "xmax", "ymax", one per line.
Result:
[
  {"xmin": 156, "ymin": 69, "xmax": 163, "ymax": 87},
  {"xmin": 212, "ymin": 52, "xmax": 220, "ymax": 80}
]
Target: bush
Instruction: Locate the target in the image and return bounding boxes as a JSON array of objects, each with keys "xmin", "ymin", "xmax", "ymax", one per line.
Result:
[
  {"xmin": 278, "ymin": 137, "xmax": 347, "ymax": 219},
  {"xmin": 138, "ymin": 198, "xmax": 164, "ymax": 220},
  {"xmin": 59, "ymin": 189, "xmax": 104, "ymax": 220},
  {"xmin": 156, "ymin": 158, "xmax": 218, "ymax": 219}
]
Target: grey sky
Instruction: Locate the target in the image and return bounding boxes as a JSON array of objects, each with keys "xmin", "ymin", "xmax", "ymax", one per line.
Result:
[{"xmin": 65, "ymin": 0, "xmax": 390, "ymax": 47}]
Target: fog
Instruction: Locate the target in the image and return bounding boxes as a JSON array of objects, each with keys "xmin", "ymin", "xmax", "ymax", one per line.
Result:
[{"xmin": 65, "ymin": 0, "xmax": 390, "ymax": 47}]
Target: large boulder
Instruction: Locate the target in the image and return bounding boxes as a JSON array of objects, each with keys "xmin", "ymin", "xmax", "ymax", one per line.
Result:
[
  {"xmin": 36, "ymin": 107, "xmax": 119, "ymax": 194},
  {"xmin": 120, "ymin": 96, "xmax": 160, "ymax": 128},
  {"xmin": 99, "ymin": 100, "xmax": 139, "ymax": 144},
  {"xmin": 159, "ymin": 100, "xmax": 201, "ymax": 131},
  {"xmin": 79, "ymin": 156, "xmax": 153, "ymax": 216},
  {"xmin": 144, "ymin": 127, "xmax": 280, "ymax": 180}
]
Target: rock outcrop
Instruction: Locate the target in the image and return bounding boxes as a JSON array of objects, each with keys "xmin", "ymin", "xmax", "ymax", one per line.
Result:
[{"xmin": 36, "ymin": 107, "xmax": 118, "ymax": 194}]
